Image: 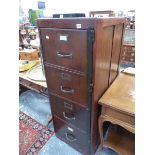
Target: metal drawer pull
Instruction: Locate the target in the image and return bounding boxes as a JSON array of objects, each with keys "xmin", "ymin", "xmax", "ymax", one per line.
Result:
[
  {"xmin": 60, "ymin": 86, "xmax": 74, "ymax": 93},
  {"xmin": 61, "ymin": 73, "xmax": 71, "ymax": 81},
  {"xmin": 57, "ymin": 52, "xmax": 72, "ymax": 58},
  {"xmin": 65, "ymin": 133, "xmax": 77, "ymax": 142},
  {"xmin": 63, "ymin": 112, "xmax": 75, "ymax": 120},
  {"xmin": 64, "ymin": 102, "xmax": 73, "ymax": 110}
]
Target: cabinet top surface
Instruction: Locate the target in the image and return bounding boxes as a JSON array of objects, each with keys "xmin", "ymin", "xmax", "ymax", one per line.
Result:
[
  {"xmin": 38, "ymin": 17, "xmax": 125, "ymax": 20},
  {"xmin": 99, "ymin": 71, "xmax": 135, "ymax": 115},
  {"xmin": 37, "ymin": 17, "xmax": 126, "ymax": 29},
  {"xmin": 37, "ymin": 17, "xmax": 125, "ymax": 23}
]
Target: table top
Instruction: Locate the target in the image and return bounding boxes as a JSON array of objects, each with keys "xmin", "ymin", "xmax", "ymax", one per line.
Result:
[
  {"xmin": 99, "ymin": 71, "xmax": 135, "ymax": 115},
  {"xmin": 19, "ymin": 71, "xmax": 47, "ymax": 88}
]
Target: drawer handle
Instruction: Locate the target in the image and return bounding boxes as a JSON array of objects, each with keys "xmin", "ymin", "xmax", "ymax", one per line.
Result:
[
  {"xmin": 61, "ymin": 73, "xmax": 71, "ymax": 81},
  {"xmin": 64, "ymin": 102, "xmax": 73, "ymax": 110},
  {"xmin": 65, "ymin": 133, "xmax": 77, "ymax": 142},
  {"xmin": 60, "ymin": 86, "xmax": 74, "ymax": 93},
  {"xmin": 63, "ymin": 112, "xmax": 75, "ymax": 120},
  {"xmin": 57, "ymin": 52, "xmax": 72, "ymax": 58}
]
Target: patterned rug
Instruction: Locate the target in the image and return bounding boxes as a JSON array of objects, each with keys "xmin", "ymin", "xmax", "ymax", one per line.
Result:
[{"xmin": 19, "ymin": 111, "xmax": 54, "ymax": 155}]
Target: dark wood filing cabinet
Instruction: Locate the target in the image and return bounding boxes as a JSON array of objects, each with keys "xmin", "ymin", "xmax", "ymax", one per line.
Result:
[{"xmin": 37, "ymin": 18, "xmax": 125, "ymax": 155}]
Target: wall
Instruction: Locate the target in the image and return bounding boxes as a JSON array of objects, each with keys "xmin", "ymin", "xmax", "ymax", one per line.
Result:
[
  {"xmin": 20, "ymin": 0, "xmax": 135, "ymax": 17},
  {"xmin": 20, "ymin": 0, "xmax": 45, "ymax": 15}
]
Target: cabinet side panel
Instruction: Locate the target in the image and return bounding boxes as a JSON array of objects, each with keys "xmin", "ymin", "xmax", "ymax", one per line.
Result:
[
  {"xmin": 91, "ymin": 25, "xmax": 114, "ymax": 153},
  {"xmin": 109, "ymin": 24, "xmax": 124, "ymax": 85}
]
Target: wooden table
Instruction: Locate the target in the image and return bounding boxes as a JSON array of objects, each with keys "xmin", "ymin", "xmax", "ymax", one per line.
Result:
[
  {"xmin": 19, "ymin": 70, "xmax": 48, "ymax": 96},
  {"xmin": 19, "ymin": 70, "xmax": 53, "ymax": 125},
  {"xmin": 98, "ymin": 71, "xmax": 135, "ymax": 155}
]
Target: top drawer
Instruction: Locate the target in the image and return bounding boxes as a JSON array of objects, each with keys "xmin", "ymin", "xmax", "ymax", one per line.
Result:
[{"xmin": 40, "ymin": 28, "xmax": 88, "ymax": 73}]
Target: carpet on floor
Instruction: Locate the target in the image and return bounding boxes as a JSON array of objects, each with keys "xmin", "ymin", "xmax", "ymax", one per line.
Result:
[{"xmin": 19, "ymin": 111, "xmax": 54, "ymax": 155}]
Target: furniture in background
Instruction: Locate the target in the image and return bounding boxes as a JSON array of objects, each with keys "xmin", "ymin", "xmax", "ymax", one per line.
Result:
[
  {"xmin": 120, "ymin": 10, "xmax": 135, "ymax": 67},
  {"xmin": 37, "ymin": 17, "xmax": 125, "ymax": 155},
  {"xmin": 19, "ymin": 25, "xmax": 40, "ymax": 50},
  {"xmin": 19, "ymin": 70, "xmax": 47, "ymax": 96},
  {"xmin": 19, "ymin": 61, "xmax": 47, "ymax": 96},
  {"xmin": 53, "ymin": 13, "xmax": 85, "ymax": 18},
  {"xmin": 121, "ymin": 44, "xmax": 135, "ymax": 65},
  {"xmin": 89, "ymin": 10, "xmax": 115, "ymax": 17},
  {"xmin": 121, "ymin": 29, "xmax": 135, "ymax": 67},
  {"xmin": 98, "ymin": 70, "xmax": 135, "ymax": 155},
  {"xmin": 19, "ymin": 58, "xmax": 54, "ymax": 125},
  {"xmin": 126, "ymin": 10, "xmax": 135, "ymax": 29}
]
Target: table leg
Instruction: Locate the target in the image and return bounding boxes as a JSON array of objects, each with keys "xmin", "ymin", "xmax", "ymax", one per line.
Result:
[
  {"xmin": 98, "ymin": 115, "xmax": 105, "ymax": 146},
  {"xmin": 47, "ymin": 115, "xmax": 52, "ymax": 127}
]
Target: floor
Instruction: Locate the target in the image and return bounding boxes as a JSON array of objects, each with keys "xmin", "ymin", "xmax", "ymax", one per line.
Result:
[{"xmin": 19, "ymin": 90, "xmax": 118, "ymax": 155}]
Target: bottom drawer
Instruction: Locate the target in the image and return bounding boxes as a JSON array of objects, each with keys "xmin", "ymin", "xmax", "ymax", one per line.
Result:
[
  {"xmin": 50, "ymin": 94, "xmax": 89, "ymax": 132},
  {"xmin": 53, "ymin": 115, "xmax": 90, "ymax": 155}
]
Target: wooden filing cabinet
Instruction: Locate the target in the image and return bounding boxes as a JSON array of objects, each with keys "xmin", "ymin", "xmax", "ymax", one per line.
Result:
[{"xmin": 37, "ymin": 18, "xmax": 125, "ymax": 155}]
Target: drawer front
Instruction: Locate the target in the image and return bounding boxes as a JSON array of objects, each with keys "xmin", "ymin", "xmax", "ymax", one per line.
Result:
[
  {"xmin": 122, "ymin": 45, "xmax": 135, "ymax": 63},
  {"xmin": 40, "ymin": 28, "xmax": 88, "ymax": 73},
  {"xmin": 53, "ymin": 115, "xmax": 90, "ymax": 155},
  {"xmin": 123, "ymin": 46, "xmax": 135, "ymax": 52},
  {"xmin": 102, "ymin": 107, "xmax": 135, "ymax": 126},
  {"xmin": 45, "ymin": 65, "xmax": 87, "ymax": 105},
  {"xmin": 50, "ymin": 95, "xmax": 89, "ymax": 132},
  {"xmin": 122, "ymin": 51, "xmax": 135, "ymax": 57},
  {"xmin": 122, "ymin": 55, "xmax": 135, "ymax": 62}
]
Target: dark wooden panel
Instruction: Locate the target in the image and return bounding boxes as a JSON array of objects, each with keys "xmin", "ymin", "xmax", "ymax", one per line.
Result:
[
  {"xmin": 49, "ymin": 94, "xmax": 89, "ymax": 132},
  {"xmin": 53, "ymin": 115, "xmax": 90, "ymax": 155},
  {"xmin": 44, "ymin": 65, "xmax": 87, "ymax": 106},
  {"xmin": 100, "ymin": 18, "xmax": 126, "ymax": 28},
  {"xmin": 91, "ymin": 24, "xmax": 114, "ymax": 153},
  {"xmin": 109, "ymin": 24, "xmax": 124, "ymax": 85},
  {"xmin": 40, "ymin": 28, "xmax": 88, "ymax": 73}
]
